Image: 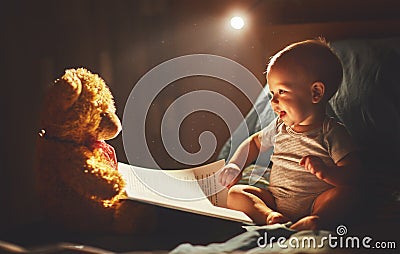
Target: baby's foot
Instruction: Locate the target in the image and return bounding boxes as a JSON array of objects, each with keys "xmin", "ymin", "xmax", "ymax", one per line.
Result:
[
  {"xmin": 266, "ymin": 211, "xmax": 290, "ymax": 225},
  {"xmin": 290, "ymin": 215, "xmax": 320, "ymax": 230}
]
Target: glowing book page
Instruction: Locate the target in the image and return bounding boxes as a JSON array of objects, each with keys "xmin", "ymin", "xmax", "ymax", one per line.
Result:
[
  {"xmin": 118, "ymin": 160, "xmax": 253, "ymax": 224},
  {"xmin": 162, "ymin": 160, "xmax": 229, "ymax": 208}
]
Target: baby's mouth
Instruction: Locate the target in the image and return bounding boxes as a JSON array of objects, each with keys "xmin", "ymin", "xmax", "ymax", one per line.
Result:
[{"xmin": 278, "ymin": 110, "xmax": 286, "ymax": 118}]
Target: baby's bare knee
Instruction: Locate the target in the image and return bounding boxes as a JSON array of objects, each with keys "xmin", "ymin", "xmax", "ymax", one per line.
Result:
[
  {"xmin": 227, "ymin": 185, "xmax": 247, "ymax": 199},
  {"xmin": 227, "ymin": 185, "xmax": 248, "ymax": 207}
]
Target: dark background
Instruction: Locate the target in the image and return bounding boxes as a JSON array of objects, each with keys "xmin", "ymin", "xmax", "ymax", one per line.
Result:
[{"xmin": 1, "ymin": 0, "xmax": 400, "ymax": 236}]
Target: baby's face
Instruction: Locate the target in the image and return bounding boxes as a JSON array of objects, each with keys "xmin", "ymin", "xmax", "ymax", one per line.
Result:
[{"xmin": 267, "ymin": 68, "xmax": 318, "ymax": 132}]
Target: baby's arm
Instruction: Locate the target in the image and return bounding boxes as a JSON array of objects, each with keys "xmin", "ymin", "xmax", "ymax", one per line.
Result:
[
  {"xmin": 218, "ymin": 131, "xmax": 263, "ymax": 188},
  {"xmin": 300, "ymin": 152, "xmax": 361, "ymax": 186}
]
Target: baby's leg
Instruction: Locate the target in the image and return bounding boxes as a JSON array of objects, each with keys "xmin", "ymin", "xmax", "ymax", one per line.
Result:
[
  {"xmin": 291, "ymin": 186, "xmax": 361, "ymax": 230},
  {"xmin": 227, "ymin": 184, "xmax": 290, "ymax": 225}
]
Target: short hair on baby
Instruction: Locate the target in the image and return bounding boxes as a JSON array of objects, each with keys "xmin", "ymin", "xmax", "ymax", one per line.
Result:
[{"xmin": 266, "ymin": 38, "xmax": 343, "ymax": 101}]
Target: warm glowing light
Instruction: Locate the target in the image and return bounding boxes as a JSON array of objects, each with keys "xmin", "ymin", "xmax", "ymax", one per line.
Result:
[{"xmin": 230, "ymin": 16, "xmax": 244, "ymax": 30}]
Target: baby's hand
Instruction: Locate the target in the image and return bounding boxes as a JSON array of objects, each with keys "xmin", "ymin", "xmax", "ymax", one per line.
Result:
[
  {"xmin": 218, "ymin": 163, "xmax": 242, "ymax": 188},
  {"xmin": 300, "ymin": 155, "xmax": 328, "ymax": 180}
]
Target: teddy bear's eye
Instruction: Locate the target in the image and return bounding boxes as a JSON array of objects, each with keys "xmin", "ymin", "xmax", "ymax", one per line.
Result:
[{"xmin": 100, "ymin": 113, "xmax": 107, "ymax": 117}]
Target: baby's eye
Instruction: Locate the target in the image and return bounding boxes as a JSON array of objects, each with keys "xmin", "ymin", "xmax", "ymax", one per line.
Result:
[{"xmin": 278, "ymin": 89, "xmax": 286, "ymax": 95}]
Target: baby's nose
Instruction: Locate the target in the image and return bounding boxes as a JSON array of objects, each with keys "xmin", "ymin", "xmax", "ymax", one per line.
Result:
[{"xmin": 270, "ymin": 94, "xmax": 279, "ymax": 104}]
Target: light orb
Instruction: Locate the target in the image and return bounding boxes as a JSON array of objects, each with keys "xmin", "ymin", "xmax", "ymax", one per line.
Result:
[{"xmin": 230, "ymin": 16, "xmax": 244, "ymax": 30}]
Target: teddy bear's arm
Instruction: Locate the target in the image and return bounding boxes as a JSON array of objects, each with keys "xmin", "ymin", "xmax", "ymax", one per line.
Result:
[{"xmin": 57, "ymin": 154, "xmax": 125, "ymax": 207}]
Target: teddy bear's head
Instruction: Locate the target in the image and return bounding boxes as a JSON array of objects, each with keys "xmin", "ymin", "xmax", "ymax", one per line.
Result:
[{"xmin": 41, "ymin": 68, "xmax": 121, "ymax": 145}]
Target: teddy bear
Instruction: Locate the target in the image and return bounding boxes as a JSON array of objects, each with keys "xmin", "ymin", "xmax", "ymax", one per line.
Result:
[{"xmin": 35, "ymin": 68, "xmax": 156, "ymax": 234}]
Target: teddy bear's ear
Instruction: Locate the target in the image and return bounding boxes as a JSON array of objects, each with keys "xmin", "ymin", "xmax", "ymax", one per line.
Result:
[{"xmin": 48, "ymin": 69, "xmax": 83, "ymax": 111}]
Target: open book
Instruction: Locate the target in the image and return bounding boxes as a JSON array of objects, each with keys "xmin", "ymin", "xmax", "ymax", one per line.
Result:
[{"xmin": 118, "ymin": 160, "xmax": 254, "ymax": 225}]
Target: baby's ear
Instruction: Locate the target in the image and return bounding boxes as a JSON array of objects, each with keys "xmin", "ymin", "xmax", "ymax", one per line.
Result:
[
  {"xmin": 311, "ymin": 82, "xmax": 325, "ymax": 103},
  {"xmin": 48, "ymin": 69, "xmax": 82, "ymax": 111}
]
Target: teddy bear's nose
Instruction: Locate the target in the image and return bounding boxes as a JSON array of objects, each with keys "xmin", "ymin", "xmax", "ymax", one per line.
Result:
[{"xmin": 99, "ymin": 112, "xmax": 122, "ymax": 140}]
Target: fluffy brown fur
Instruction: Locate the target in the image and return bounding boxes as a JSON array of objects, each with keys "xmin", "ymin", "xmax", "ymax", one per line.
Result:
[{"xmin": 35, "ymin": 68, "xmax": 156, "ymax": 234}]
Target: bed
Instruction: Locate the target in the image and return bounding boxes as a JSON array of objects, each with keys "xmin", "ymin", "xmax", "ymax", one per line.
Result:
[
  {"xmin": 1, "ymin": 34, "xmax": 399, "ymax": 254},
  {"xmin": 170, "ymin": 37, "xmax": 400, "ymax": 254}
]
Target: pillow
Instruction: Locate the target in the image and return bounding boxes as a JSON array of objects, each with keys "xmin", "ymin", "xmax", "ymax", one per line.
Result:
[
  {"xmin": 329, "ymin": 38, "xmax": 400, "ymax": 190},
  {"xmin": 330, "ymin": 38, "xmax": 400, "ymax": 149}
]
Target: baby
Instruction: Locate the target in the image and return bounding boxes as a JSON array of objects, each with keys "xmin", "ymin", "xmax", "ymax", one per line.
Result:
[{"xmin": 218, "ymin": 39, "xmax": 361, "ymax": 230}]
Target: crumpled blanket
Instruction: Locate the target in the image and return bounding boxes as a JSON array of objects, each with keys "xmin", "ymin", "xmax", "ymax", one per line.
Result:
[{"xmin": 170, "ymin": 223, "xmax": 357, "ymax": 254}]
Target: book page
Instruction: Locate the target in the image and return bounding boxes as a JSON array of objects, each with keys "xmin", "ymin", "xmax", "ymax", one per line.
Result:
[
  {"xmin": 158, "ymin": 160, "xmax": 228, "ymax": 207},
  {"xmin": 194, "ymin": 161, "xmax": 228, "ymax": 208},
  {"xmin": 118, "ymin": 161, "xmax": 253, "ymax": 224},
  {"xmin": 119, "ymin": 163, "xmax": 211, "ymax": 204}
]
